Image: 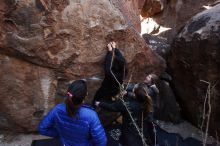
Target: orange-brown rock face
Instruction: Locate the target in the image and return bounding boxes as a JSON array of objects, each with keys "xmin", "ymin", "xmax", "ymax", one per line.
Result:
[
  {"xmin": 0, "ymin": 0, "xmax": 165, "ymax": 132},
  {"xmin": 141, "ymin": 0, "xmax": 164, "ymax": 17},
  {"xmin": 0, "ymin": 54, "xmax": 57, "ymax": 132},
  {"xmin": 111, "ymin": 0, "xmax": 146, "ymax": 32}
]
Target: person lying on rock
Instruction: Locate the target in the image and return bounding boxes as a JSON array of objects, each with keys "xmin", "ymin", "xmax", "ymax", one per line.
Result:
[
  {"xmin": 93, "ymin": 41, "xmax": 127, "ymax": 104},
  {"xmin": 38, "ymin": 80, "xmax": 107, "ymax": 146},
  {"xmin": 95, "ymin": 83, "xmax": 156, "ymax": 146}
]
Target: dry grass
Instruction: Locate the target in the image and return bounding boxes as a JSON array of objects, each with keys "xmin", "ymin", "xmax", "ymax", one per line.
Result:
[{"xmin": 200, "ymin": 80, "xmax": 219, "ymax": 146}]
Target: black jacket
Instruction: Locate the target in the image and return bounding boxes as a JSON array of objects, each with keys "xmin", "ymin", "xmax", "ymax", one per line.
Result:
[
  {"xmin": 99, "ymin": 93, "xmax": 155, "ymax": 146},
  {"xmin": 94, "ymin": 48, "xmax": 126, "ymax": 101}
]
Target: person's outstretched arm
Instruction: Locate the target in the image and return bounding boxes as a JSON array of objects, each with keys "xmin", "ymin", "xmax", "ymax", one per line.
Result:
[
  {"xmin": 38, "ymin": 107, "xmax": 59, "ymax": 137},
  {"xmin": 104, "ymin": 50, "xmax": 113, "ymax": 76},
  {"xmin": 111, "ymin": 41, "xmax": 125, "ymax": 63},
  {"xmin": 90, "ymin": 112, "xmax": 107, "ymax": 146},
  {"xmin": 114, "ymin": 48, "xmax": 125, "ymax": 62}
]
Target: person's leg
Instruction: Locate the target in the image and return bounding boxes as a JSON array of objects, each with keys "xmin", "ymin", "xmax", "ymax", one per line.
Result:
[
  {"xmin": 144, "ymin": 121, "xmax": 157, "ymax": 146},
  {"xmin": 93, "ymin": 88, "xmax": 104, "ymax": 107},
  {"xmin": 121, "ymin": 132, "xmax": 143, "ymax": 146},
  {"xmin": 94, "ymin": 88, "xmax": 104, "ymax": 101},
  {"xmin": 93, "ymin": 87, "xmax": 113, "ymax": 107}
]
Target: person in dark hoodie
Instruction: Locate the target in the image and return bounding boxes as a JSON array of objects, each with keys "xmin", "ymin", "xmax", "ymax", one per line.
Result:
[
  {"xmin": 93, "ymin": 41, "xmax": 127, "ymax": 103},
  {"xmin": 95, "ymin": 83, "xmax": 155, "ymax": 146}
]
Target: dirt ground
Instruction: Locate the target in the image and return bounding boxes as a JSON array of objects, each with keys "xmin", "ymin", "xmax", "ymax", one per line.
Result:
[{"xmin": 0, "ymin": 120, "xmax": 219, "ymax": 146}]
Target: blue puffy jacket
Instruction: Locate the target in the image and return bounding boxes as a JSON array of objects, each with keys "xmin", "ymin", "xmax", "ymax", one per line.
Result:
[{"xmin": 38, "ymin": 103, "xmax": 107, "ymax": 146}]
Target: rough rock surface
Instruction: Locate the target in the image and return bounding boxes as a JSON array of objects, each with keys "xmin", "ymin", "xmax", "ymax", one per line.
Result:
[
  {"xmin": 168, "ymin": 4, "xmax": 220, "ymax": 137},
  {"xmin": 142, "ymin": 34, "xmax": 181, "ymax": 123},
  {"xmin": 156, "ymin": 78, "xmax": 182, "ymax": 123},
  {"xmin": 141, "ymin": 0, "xmax": 218, "ymax": 42},
  {"xmin": 142, "ymin": 34, "xmax": 171, "ymax": 59},
  {"xmin": 157, "ymin": 121, "xmax": 217, "ymax": 144},
  {"xmin": 141, "ymin": 0, "xmax": 164, "ymax": 17},
  {"xmin": 111, "ymin": 0, "xmax": 146, "ymax": 33},
  {"xmin": 0, "ymin": 54, "xmax": 57, "ymax": 132},
  {"xmin": 0, "ymin": 0, "xmax": 166, "ymax": 132}
]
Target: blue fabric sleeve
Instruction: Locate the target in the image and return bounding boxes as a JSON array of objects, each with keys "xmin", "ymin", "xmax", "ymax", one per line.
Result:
[
  {"xmin": 38, "ymin": 107, "xmax": 59, "ymax": 138},
  {"xmin": 90, "ymin": 112, "xmax": 107, "ymax": 146}
]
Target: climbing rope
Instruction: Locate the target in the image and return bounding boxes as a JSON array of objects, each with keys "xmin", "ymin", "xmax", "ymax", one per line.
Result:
[
  {"xmin": 107, "ymin": 1, "xmax": 158, "ymax": 145},
  {"xmin": 109, "ymin": 50, "xmax": 148, "ymax": 146}
]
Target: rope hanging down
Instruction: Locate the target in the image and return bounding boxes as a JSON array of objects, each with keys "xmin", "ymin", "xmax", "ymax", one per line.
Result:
[
  {"xmin": 107, "ymin": 1, "xmax": 157, "ymax": 145},
  {"xmin": 109, "ymin": 49, "xmax": 148, "ymax": 146}
]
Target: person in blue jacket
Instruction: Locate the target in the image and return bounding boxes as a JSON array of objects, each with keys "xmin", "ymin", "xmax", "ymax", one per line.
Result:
[{"xmin": 38, "ymin": 80, "xmax": 107, "ymax": 146}]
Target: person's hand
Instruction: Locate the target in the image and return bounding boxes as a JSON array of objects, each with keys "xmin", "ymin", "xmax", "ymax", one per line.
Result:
[
  {"xmin": 107, "ymin": 43, "xmax": 113, "ymax": 51},
  {"xmin": 121, "ymin": 90, "xmax": 127, "ymax": 96},
  {"xmin": 95, "ymin": 101, "xmax": 100, "ymax": 107},
  {"xmin": 111, "ymin": 41, "xmax": 116, "ymax": 49}
]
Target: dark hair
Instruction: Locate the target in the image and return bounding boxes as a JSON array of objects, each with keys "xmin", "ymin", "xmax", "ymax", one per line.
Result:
[
  {"xmin": 65, "ymin": 80, "xmax": 87, "ymax": 117},
  {"xmin": 134, "ymin": 83, "xmax": 153, "ymax": 114}
]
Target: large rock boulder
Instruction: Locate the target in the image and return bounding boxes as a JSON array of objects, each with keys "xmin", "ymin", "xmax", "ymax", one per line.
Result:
[
  {"xmin": 168, "ymin": 4, "xmax": 220, "ymax": 137},
  {"xmin": 141, "ymin": 0, "xmax": 218, "ymax": 42},
  {"xmin": 0, "ymin": 54, "xmax": 57, "ymax": 132},
  {"xmin": 155, "ymin": 74, "xmax": 182, "ymax": 123},
  {"xmin": 142, "ymin": 34, "xmax": 171, "ymax": 60},
  {"xmin": 0, "ymin": 0, "xmax": 166, "ymax": 132}
]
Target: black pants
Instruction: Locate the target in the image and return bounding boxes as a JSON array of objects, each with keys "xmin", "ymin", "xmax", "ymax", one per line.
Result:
[
  {"xmin": 144, "ymin": 121, "xmax": 156, "ymax": 146},
  {"xmin": 93, "ymin": 86, "xmax": 119, "ymax": 105},
  {"xmin": 121, "ymin": 132, "xmax": 143, "ymax": 146},
  {"xmin": 121, "ymin": 122, "xmax": 156, "ymax": 146}
]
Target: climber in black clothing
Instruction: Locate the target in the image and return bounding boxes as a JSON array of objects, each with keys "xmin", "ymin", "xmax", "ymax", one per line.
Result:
[
  {"xmin": 95, "ymin": 83, "xmax": 156, "ymax": 146},
  {"xmin": 94, "ymin": 41, "xmax": 127, "ymax": 102}
]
